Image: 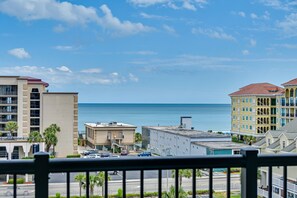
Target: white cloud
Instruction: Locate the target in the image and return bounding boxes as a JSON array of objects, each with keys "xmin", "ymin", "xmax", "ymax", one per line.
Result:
[
  {"xmin": 182, "ymin": 0, "xmax": 196, "ymax": 11},
  {"xmin": 277, "ymin": 13, "xmax": 297, "ymax": 36},
  {"xmin": 0, "ymin": 66, "xmax": 137, "ymax": 85},
  {"xmin": 8, "ymin": 48, "xmax": 30, "ymax": 59},
  {"xmin": 53, "ymin": 24, "xmax": 66, "ymax": 33},
  {"xmin": 140, "ymin": 12, "xmax": 167, "ymax": 20},
  {"xmin": 54, "ymin": 45, "xmax": 78, "ymax": 51},
  {"xmin": 124, "ymin": 51, "xmax": 157, "ymax": 55},
  {"xmin": 250, "ymin": 11, "xmax": 270, "ymax": 20},
  {"xmin": 128, "ymin": 0, "xmax": 207, "ymax": 10},
  {"xmin": 192, "ymin": 28, "xmax": 236, "ymax": 41},
  {"xmin": 242, "ymin": 50, "xmax": 250, "ymax": 55},
  {"xmin": 56, "ymin": 66, "xmax": 72, "ymax": 73},
  {"xmin": 80, "ymin": 68, "xmax": 101, "ymax": 74},
  {"xmin": 259, "ymin": 0, "xmax": 290, "ymax": 11},
  {"xmin": 250, "ymin": 13, "xmax": 258, "ymax": 19},
  {"xmin": 238, "ymin": 11, "xmax": 246, "ymax": 17},
  {"xmin": 0, "ymin": 0, "xmax": 152, "ymax": 36},
  {"xmin": 98, "ymin": 4, "xmax": 153, "ymax": 36},
  {"xmin": 163, "ymin": 24, "xmax": 177, "ymax": 35},
  {"xmin": 273, "ymin": 43, "xmax": 297, "ymax": 49},
  {"xmin": 129, "ymin": 73, "xmax": 139, "ymax": 82},
  {"xmin": 250, "ymin": 39, "xmax": 257, "ymax": 47}
]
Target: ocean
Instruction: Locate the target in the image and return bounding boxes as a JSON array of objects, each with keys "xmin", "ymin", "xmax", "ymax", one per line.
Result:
[{"xmin": 78, "ymin": 104, "xmax": 231, "ymax": 133}]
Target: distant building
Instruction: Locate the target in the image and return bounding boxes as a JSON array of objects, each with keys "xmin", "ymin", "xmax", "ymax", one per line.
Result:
[
  {"xmin": 0, "ymin": 76, "xmax": 78, "ymax": 158},
  {"xmin": 85, "ymin": 122, "xmax": 136, "ymax": 151},
  {"xmin": 280, "ymin": 79, "xmax": 297, "ymax": 127},
  {"xmin": 229, "ymin": 83, "xmax": 284, "ymax": 137},
  {"xmin": 142, "ymin": 117, "xmax": 248, "ymax": 156},
  {"xmin": 255, "ymin": 119, "xmax": 297, "ymax": 198}
]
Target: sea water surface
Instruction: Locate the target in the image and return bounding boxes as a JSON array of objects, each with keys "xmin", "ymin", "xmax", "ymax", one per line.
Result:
[{"xmin": 78, "ymin": 104, "xmax": 231, "ymax": 133}]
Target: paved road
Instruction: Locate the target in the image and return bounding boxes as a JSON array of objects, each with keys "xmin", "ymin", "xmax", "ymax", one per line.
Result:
[{"xmin": 0, "ymin": 175, "xmax": 241, "ymax": 197}]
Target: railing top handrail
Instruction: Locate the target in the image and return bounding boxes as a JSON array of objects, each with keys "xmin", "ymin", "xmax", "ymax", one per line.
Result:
[
  {"xmin": 48, "ymin": 155, "xmax": 246, "ymax": 173},
  {"xmin": 0, "ymin": 159, "xmax": 34, "ymax": 174}
]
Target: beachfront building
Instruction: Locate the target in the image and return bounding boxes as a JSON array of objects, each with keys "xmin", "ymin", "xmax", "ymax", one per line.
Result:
[
  {"xmin": 280, "ymin": 78, "xmax": 297, "ymax": 127},
  {"xmin": 85, "ymin": 122, "xmax": 136, "ymax": 151},
  {"xmin": 255, "ymin": 119, "xmax": 297, "ymax": 198},
  {"xmin": 229, "ymin": 83, "xmax": 284, "ymax": 138},
  {"xmin": 0, "ymin": 76, "xmax": 78, "ymax": 158}
]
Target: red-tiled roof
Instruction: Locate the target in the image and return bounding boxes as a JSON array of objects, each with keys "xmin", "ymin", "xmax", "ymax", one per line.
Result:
[
  {"xmin": 18, "ymin": 76, "xmax": 49, "ymax": 87},
  {"xmin": 229, "ymin": 83, "xmax": 284, "ymax": 96},
  {"xmin": 282, "ymin": 78, "xmax": 297, "ymax": 86}
]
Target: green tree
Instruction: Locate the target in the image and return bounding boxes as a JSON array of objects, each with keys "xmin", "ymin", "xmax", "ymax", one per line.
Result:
[
  {"xmin": 82, "ymin": 175, "xmax": 97, "ymax": 196},
  {"xmin": 75, "ymin": 173, "xmax": 85, "ymax": 197},
  {"xmin": 135, "ymin": 132, "xmax": 142, "ymax": 143},
  {"xmin": 43, "ymin": 124, "xmax": 60, "ymax": 154},
  {"xmin": 97, "ymin": 171, "xmax": 111, "ymax": 196},
  {"xmin": 5, "ymin": 121, "xmax": 18, "ymax": 136},
  {"xmin": 28, "ymin": 131, "xmax": 43, "ymax": 143},
  {"xmin": 172, "ymin": 169, "xmax": 202, "ymax": 188},
  {"xmin": 162, "ymin": 185, "xmax": 188, "ymax": 198}
]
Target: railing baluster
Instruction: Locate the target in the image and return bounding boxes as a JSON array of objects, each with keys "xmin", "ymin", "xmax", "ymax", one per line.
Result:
[
  {"xmin": 209, "ymin": 168, "xmax": 213, "ymax": 198},
  {"xmin": 66, "ymin": 172, "xmax": 70, "ymax": 198},
  {"xmin": 227, "ymin": 167, "xmax": 230, "ymax": 198},
  {"xmin": 13, "ymin": 173, "xmax": 16, "ymax": 198},
  {"xmin": 140, "ymin": 170, "xmax": 144, "ymax": 198},
  {"xmin": 284, "ymin": 166, "xmax": 287, "ymax": 198},
  {"xmin": 86, "ymin": 171, "xmax": 90, "ymax": 198},
  {"xmin": 158, "ymin": 169, "xmax": 162, "ymax": 198},
  {"xmin": 268, "ymin": 166, "xmax": 272, "ymax": 198},
  {"xmin": 105, "ymin": 171, "xmax": 108, "ymax": 198},
  {"xmin": 192, "ymin": 169, "xmax": 196, "ymax": 198},
  {"xmin": 123, "ymin": 170, "xmax": 126, "ymax": 198},
  {"xmin": 175, "ymin": 169, "xmax": 179, "ymax": 198}
]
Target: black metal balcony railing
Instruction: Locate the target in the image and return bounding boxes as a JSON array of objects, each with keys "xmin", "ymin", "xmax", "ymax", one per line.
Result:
[
  {"xmin": 1, "ymin": 148, "xmax": 297, "ymax": 198},
  {"xmin": 0, "ymin": 118, "xmax": 17, "ymax": 122},
  {"xmin": 0, "ymin": 91, "xmax": 17, "ymax": 96},
  {"xmin": 0, "ymin": 109, "xmax": 17, "ymax": 113},
  {"xmin": 0, "ymin": 101, "xmax": 17, "ymax": 105}
]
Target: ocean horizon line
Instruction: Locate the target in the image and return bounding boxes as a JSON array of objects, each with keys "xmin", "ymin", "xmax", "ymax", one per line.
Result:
[{"xmin": 78, "ymin": 103, "xmax": 230, "ymax": 105}]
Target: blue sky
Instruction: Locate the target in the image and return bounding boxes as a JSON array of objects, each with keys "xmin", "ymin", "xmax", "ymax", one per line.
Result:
[{"xmin": 0, "ymin": 0, "xmax": 297, "ymax": 103}]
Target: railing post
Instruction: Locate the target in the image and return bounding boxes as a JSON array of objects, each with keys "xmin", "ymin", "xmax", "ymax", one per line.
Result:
[
  {"xmin": 240, "ymin": 148, "xmax": 258, "ymax": 198},
  {"xmin": 34, "ymin": 152, "xmax": 49, "ymax": 198}
]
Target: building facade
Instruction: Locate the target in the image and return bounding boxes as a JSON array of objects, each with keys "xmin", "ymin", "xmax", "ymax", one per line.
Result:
[
  {"xmin": 85, "ymin": 122, "xmax": 136, "ymax": 151},
  {"xmin": 280, "ymin": 79, "xmax": 297, "ymax": 127},
  {"xmin": 141, "ymin": 126, "xmax": 245, "ymax": 156},
  {"xmin": 0, "ymin": 76, "xmax": 78, "ymax": 158},
  {"xmin": 230, "ymin": 83, "xmax": 284, "ymax": 137},
  {"xmin": 255, "ymin": 119, "xmax": 297, "ymax": 198}
]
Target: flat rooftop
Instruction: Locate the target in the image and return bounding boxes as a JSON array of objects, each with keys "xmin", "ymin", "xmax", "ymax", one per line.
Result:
[
  {"xmin": 85, "ymin": 122, "xmax": 136, "ymax": 128},
  {"xmin": 192, "ymin": 141, "xmax": 250, "ymax": 149},
  {"xmin": 143, "ymin": 126, "xmax": 230, "ymax": 139}
]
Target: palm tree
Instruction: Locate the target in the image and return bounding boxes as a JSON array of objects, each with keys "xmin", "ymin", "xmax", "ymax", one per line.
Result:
[
  {"xmin": 43, "ymin": 124, "xmax": 60, "ymax": 155},
  {"xmin": 82, "ymin": 175, "xmax": 97, "ymax": 196},
  {"xmin": 96, "ymin": 171, "xmax": 110, "ymax": 196},
  {"xmin": 135, "ymin": 132, "xmax": 142, "ymax": 143},
  {"xmin": 162, "ymin": 185, "xmax": 188, "ymax": 198},
  {"xmin": 75, "ymin": 173, "xmax": 85, "ymax": 197},
  {"xmin": 171, "ymin": 169, "xmax": 202, "ymax": 188},
  {"xmin": 5, "ymin": 121, "xmax": 18, "ymax": 137},
  {"xmin": 28, "ymin": 131, "xmax": 43, "ymax": 143}
]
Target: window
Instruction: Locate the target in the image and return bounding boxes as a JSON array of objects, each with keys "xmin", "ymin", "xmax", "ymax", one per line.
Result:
[
  {"xmin": 250, "ymin": 116, "xmax": 252, "ymax": 120},
  {"xmin": 249, "ymin": 98, "xmax": 252, "ymax": 103},
  {"xmin": 246, "ymin": 116, "xmax": 248, "ymax": 120},
  {"xmin": 273, "ymin": 187, "xmax": 279, "ymax": 194},
  {"xmin": 246, "ymin": 98, "xmax": 248, "ymax": 103},
  {"xmin": 242, "ymin": 107, "xmax": 245, "ymax": 111},
  {"xmin": 268, "ymin": 139, "xmax": 271, "ymax": 145},
  {"xmin": 250, "ymin": 108, "xmax": 252, "ymax": 112},
  {"xmin": 283, "ymin": 141, "xmax": 286, "ymax": 149},
  {"xmin": 249, "ymin": 126, "xmax": 252, "ymax": 130},
  {"xmin": 246, "ymin": 125, "xmax": 248, "ymax": 129},
  {"xmin": 288, "ymin": 192, "xmax": 294, "ymax": 198},
  {"xmin": 242, "ymin": 98, "xmax": 245, "ymax": 102},
  {"xmin": 246, "ymin": 107, "xmax": 248, "ymax": 111},
  {"xmin": 242, "ymin": 116, "xmax": 245, "ymax": 120}
]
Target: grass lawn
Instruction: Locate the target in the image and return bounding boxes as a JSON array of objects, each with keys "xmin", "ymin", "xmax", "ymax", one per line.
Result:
[{"xmin": 214, "ymin": 192, "xmax": 241, "ymax": 198}]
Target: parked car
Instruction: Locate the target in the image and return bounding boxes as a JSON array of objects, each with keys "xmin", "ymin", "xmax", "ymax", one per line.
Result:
[
  {"xmin": 83, "ymin": 153, "xmax": 101, "ymax": 158},
  {"xmin": 100, "ymin": 153, "xmax": 110, "ymax": 158},
  {"xmin": 120, "ymin": 149, "xmax": 129, "ymax": 156},
  {"xmin": 138, "ymin": 151, "xmax": 152, "ymax": 157},
  {"xmin": 5, "ymin": 186, "xmax": 34, "ymax": 196},
  {"xmin": 82, "ymin": 149, "xmax": 98, "ymax": 156}
]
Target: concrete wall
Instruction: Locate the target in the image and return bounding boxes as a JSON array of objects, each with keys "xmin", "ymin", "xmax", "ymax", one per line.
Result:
[{"xmin": 42, "ymin": 93, "xmax": 78, "ymax": 157}]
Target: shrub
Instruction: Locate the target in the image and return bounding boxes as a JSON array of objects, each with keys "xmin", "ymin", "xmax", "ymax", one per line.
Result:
[
  {"xmin": 188, "ymin": 189, "xmax": 215, "ymax": 195},
  {"xmin": 55, "ymin": 193, "xmax": 61, "ymax": 198},
  {"xmin": 117, "ymin": 188, "xmax": 123, "ymax": 198},
  {"xmin": 8, "ymin": 178, "xmax": 25, "ymax": 184},
  {"xmin": 66, "ymin": 154, "xmax": 81, "ymax": 158},
  {"xmin": 22, "ymin": 156, "xmax": 34, "ymax": 159}
]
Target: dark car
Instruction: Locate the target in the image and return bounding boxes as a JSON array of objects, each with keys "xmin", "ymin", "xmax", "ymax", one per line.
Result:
[
  {"xmin": 100, "ymin": 153, "xmax": 110, "ymax": 158},
  {"xmin": 82, "ymin": 149, "xmax": 98, "ymax": 156},
  {"xmin": 138, "ymin": 151, "xmax": 152, "ymax": 157}
]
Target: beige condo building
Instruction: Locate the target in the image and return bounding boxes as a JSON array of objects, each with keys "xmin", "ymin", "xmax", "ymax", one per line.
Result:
[
  {"xmin": 85, "ymin": 122, "xmax": 136, "ymax": 151},
  {"xmin": 0, "ymin": 76, "xmax": 78, "ymax": 158},
  {"xmin": 229, "ymin": 83, "xmax": 284, "ymax": 138}
]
